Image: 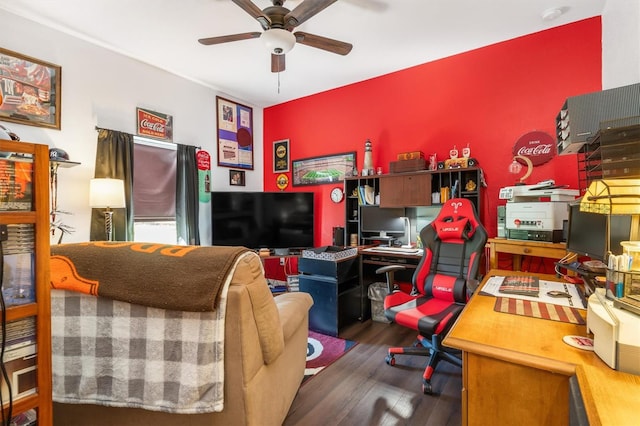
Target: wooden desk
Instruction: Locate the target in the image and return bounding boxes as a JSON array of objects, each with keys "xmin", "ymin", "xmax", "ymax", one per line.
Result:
[
  {"xmin": 488, "ymin": 238, "xmax": 567, "ymax": 271},
  {"xmin": 444, "ymin": 270, "xmax": 640, "ymax": 426}
]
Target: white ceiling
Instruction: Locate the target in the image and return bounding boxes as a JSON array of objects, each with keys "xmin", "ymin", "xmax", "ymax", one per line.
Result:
[{"xmin": 0, "ymin": 0, "xmax": 607, "ymax": 108}]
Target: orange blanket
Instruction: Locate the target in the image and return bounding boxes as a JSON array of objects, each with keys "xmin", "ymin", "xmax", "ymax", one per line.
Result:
[{"xmin": 50, "ymin": 242, "xmax": 249, "ymax": 311}]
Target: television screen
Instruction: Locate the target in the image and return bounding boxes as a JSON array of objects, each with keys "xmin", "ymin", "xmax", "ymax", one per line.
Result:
[
  {"xmin": 211, "ymin": 192, "xmax": 314, "ymax": 250},
  {"xmin": 566, "ymin": 203, "xmax": 633, "ymax": 260},
  {"xmin": 360, "ymin": 206, "xmax": 405, "ymax": 235}
]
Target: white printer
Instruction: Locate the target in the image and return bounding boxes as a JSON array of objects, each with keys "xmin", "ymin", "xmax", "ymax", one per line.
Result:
[
  {"xmin": 499, "ymin": 180, "xmax": 579, "ymax": 242},
  {"xmin": 587, "ymin": 289, "xmax": 640, "ymax": 375}
]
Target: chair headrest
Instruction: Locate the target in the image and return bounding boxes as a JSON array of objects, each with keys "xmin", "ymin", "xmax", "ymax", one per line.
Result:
[{"xmin": 432, "ymin": 199, "xmax": 480, "ymax": 241}]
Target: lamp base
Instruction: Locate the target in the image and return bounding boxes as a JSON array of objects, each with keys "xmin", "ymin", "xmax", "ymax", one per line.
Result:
[{"xmin": 104, "ymin": 210, "xmax": 114, "ymax": 241}]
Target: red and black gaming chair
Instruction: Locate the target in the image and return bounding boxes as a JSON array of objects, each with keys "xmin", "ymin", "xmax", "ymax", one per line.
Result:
[{"xmin": 376, "ymin": 198, "xmax": 487, "ymax": 395}]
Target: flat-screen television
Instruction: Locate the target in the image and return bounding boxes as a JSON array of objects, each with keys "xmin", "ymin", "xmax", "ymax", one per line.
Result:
[
  {"xmin": 211, "ymin": 192, "xmax": 314, "ymax": 250},
  {"xmin": 566, "ymin": 202, "xmax": 633, "ymax": 260},
  {"xmin": 360, "ymin": 206, "xmax": 405, "ymax": 236}
]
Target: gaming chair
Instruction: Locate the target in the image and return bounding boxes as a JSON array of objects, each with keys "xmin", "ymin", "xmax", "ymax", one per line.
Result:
[{"xmin": 377, "ymin": 198, "xmax": 487, "ymax": 394}]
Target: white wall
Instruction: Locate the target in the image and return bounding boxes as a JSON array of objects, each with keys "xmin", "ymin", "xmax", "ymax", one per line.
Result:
[
  {"xmin": 602, "ymin": 0, "xmax": 640, "ymax": 88},
  {"xmin": 0, "ymin": 10, "xmax": 264, "ymax": 244}
]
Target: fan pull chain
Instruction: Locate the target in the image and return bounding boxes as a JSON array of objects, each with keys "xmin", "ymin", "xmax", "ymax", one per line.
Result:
[{"xmin": 277, "ymin": 70, "xmax": 281, "ymax": 94}]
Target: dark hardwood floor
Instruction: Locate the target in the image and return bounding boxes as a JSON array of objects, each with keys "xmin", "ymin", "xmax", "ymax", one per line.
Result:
[{"xmin": 284, "ymin": 320, "xmax": 462, "ymax": 426}]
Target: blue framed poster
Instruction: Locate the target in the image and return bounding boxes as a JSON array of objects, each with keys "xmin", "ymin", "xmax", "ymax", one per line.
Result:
[{"xmin": 216, "ymin": 96, "xmax": 254, "ymax": 170}]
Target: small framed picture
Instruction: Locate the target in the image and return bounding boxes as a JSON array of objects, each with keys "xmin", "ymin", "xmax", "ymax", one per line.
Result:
[
  {"xmin": 229, "ymin": 169, "xmax": 245, "ymax": 186},
  {"xmin": 273, "ymin": 139, "xmax": 290, "ymax": 173}
]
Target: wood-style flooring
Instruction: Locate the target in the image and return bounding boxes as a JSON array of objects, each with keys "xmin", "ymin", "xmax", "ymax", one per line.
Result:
[{"xmin": 284, "ymin": 320, "xmax": 462, "ymax": 426}]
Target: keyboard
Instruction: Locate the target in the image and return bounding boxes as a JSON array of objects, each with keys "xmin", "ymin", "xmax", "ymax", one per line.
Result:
[{"xmin": 364, "ymin": 246, "xmax": 422, "ymax": 255}]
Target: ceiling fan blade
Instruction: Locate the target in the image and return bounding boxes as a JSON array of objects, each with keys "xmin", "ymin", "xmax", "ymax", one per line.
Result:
[
  {"xmin": 198, "ymin": 32, "xmax": 261, "ymax": 45},
  {"xmin": 284, "ymin": 0, "xmax": 337, "ymax": 29},
  {"xmin": 294, "ymin": 31, "xmax": 352, "ymax": 55},
  {"xmin": 271, "ymin": 54, "xmax": 286, "ymax": 73},
  {"xmin": 232, "ymin": 0, "xmax": 271, "ymax": 30}
]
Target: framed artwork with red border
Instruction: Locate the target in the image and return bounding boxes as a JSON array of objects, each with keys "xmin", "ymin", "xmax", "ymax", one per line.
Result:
[
  {"xmin": 0, "ymin": 47, "xmax": 61, "ymax": 130},
  {"xmin": 216, "ymin": 96, "xmax": 253, "ymax": 170}
]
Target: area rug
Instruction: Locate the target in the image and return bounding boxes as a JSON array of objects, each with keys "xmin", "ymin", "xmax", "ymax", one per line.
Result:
[{"xmin": 303, "ymin": 331, "xmax": 358, "ymax": 384}]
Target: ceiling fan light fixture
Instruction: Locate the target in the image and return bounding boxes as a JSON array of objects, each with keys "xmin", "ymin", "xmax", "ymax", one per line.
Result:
[{"xmin": 261, "ymin": 28, "xmax": 296, "ymax": 55}]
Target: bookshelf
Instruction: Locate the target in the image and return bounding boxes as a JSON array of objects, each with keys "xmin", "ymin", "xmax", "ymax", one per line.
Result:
[{"xmin": 0, "ymin": 140, "xmax": 52, "ymax": 425}]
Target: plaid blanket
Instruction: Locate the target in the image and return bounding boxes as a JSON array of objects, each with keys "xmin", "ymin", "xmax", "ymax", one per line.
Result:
[{"xmin": 50, "ymin": 251, "xmax": 255, "ymax": 413}]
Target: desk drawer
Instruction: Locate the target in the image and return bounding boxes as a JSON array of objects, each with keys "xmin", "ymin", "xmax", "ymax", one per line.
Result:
[{"xmin": 493, "ymin": 243, "xmax": 565, "ymax": 258}]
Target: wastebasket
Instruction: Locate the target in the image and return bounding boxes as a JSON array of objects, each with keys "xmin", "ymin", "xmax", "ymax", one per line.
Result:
[{"xmin": 368, "ymin": 282, "xmax": 391, "ymax": 323}]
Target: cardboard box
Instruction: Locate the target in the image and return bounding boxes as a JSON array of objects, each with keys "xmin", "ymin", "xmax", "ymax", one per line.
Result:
[{"xmin": 396, "ymin": 151, "xmax": 424, "ymax": 161}]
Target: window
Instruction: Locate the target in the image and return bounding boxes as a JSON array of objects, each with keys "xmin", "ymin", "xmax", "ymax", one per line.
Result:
[{"xmin": 133, "ymin": 137, "xmax": 177, "ymax": 244}]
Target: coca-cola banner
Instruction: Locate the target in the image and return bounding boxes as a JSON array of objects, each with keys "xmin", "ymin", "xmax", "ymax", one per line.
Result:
[
  {"xmin": 136, "ymin": 107, "xmax": 173, "ymax": 142},
  {"xmin": 512, "ymin": 130, "xmax": 555, "ymax": 166}
]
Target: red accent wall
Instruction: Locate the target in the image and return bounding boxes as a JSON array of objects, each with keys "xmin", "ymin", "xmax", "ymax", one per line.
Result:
[{"xmin": 263, "ymin": 18, "xmax": 602, "ymax": 245}]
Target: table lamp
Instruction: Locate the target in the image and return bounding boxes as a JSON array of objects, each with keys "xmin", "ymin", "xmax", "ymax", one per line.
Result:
[{"xmin": 89, "ymin": 178, "xmax": 125, "ymax": 241}]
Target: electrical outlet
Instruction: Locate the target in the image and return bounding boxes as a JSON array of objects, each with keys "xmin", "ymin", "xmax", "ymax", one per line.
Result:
[{"xmin": 280, "ymin": 257, "xmax": 285, "ymax": 266}]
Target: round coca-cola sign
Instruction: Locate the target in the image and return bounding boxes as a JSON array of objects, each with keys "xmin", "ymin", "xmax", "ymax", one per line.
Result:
[{"xmin": 512, "ymin": 131, "xmax": 555, "ymax": 166}]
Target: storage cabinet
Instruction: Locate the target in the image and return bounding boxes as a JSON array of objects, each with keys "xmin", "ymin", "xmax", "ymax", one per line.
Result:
[
  {"xmin": 0, "ymin": 140, "xmax": 52, "ymax": 425},
  {"xmin": 344, "ymin": 176, "xmax": 380, "ymax": 246},
  {"xmin": 298, "ymin": 256, "xmax": 362, "ymax": 337},
  {"xmin": 379, "ymin": 172, "xmax": 432, "ymax": 207}
]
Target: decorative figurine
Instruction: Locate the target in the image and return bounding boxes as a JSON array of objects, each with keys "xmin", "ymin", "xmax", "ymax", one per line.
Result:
[
  {"xmin": 429, "ymin": 153, "xmax": 437, "ymax": 170},
  {"xmin": 449, "ymin": 145, "xmax": 458, "ymax": 159},
  {"xmin": 465, "ymin": 179, "xmax": 477, "ymax": 191},
  {"xmin": 462, "ymin": 143, "xmax": 471, "ymax": 158},
  {"xmin": 363, "ymin": 139, "xmax": 374, "ymax": 176}
]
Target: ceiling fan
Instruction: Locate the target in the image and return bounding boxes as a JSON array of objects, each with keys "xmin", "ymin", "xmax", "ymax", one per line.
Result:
[{"xmin": 198, "ymin": 0, "xmax": 353, "ymax": 73}]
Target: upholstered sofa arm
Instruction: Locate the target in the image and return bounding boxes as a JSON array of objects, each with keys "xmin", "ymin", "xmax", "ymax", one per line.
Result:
[{"xmin": 275, "ymin": 292, "xmax": 314, "ymax": 342}]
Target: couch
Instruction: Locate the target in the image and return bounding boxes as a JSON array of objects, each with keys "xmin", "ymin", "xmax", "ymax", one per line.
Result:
[{"xmin": 49, "ymin": 242, "xmax": 313, "ymax": 426}]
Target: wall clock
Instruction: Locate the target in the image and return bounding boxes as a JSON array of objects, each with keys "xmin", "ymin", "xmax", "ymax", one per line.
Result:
[{"xmin": 330, "ymin": 187, "xmax": 344, "ymax": 203}]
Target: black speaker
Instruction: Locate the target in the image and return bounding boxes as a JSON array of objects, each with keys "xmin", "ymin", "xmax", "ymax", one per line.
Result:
[
  {"xmin": 437, "ymin": 161, "xmax": 445, "ymax": 170},
  {"xmin": 333, "ymin": 226, "xmax": 345, "ymax": 246},
  {"xmin": 468, "ymin": 158, "xmax": 478, "ymax": 167}
]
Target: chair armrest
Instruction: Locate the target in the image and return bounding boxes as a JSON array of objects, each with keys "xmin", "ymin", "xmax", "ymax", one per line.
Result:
[{"xmin": 375, "ymin": 264, "xmax": 406, "ymax": 275}]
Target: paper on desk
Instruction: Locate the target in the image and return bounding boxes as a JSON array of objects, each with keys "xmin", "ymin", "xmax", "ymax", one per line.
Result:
[{"xmin": 480, "ymin": 276, "xmax": 586, "ymax": 309}]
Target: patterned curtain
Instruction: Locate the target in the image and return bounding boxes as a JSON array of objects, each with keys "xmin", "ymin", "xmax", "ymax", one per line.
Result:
[
  {"xmin": 90, "ymin": 128, "xmax": 134, "ymax": 241},
  {"xmin": 176, "ymin": 144, "xmax": 200, "ymax": 245}
]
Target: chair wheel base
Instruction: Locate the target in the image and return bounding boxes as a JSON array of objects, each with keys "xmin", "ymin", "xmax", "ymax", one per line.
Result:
[
  {"xmin": 385, "ymin": 354, "xmax": 396, "ymax": 366},
  {"xmin": 422, "ymin": 380, "xmax": 433, "ymax": 395}
]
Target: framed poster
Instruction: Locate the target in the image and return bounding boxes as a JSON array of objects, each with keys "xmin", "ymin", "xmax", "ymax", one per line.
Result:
[
  {"xmin": 273, "ymin": 139, "xmax": 290, "ymax": 173},
  {"xmin": 292, "ymin": 151, "xmax": 356, "ymax": 186},
  {"xmin": 216, "ymin": 96, "xmax": 253, "ymax": 170},
  {"xmin": 0, "ymin": 47, "xmax": 61, "ymax": 129}
]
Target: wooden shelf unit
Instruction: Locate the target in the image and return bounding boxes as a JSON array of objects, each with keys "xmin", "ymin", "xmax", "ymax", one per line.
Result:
[
  {"xmin": 344, "ymin": 168, "xmax": 483, "ymax": 246},
  {"xmin": 0, "ymin": 140, "xmax": 52, "ymax": 425}
]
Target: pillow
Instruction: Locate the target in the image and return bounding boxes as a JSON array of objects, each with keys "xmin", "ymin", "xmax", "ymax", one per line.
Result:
[{"xmin": 434, "ymin": 217, "xmax": 470, "ymax": 240}]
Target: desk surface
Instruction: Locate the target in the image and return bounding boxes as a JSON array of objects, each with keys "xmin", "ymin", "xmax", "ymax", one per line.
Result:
[{"xmin": 445, "ymin": 269, "xmax": 640, "ymax": 426}]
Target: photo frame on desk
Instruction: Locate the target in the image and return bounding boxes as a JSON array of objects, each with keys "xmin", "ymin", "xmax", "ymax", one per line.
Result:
[{"xmin": 0, "ymin": 47, "xmax": 61, "ymax": 129}]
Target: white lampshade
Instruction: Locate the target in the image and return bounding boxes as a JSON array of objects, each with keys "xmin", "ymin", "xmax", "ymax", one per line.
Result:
[
  {"xmin": 261, "ymin": 28, "xmax": 296, "ymax": 55},
  {"xmin": 89, "ymin": 178, "xmax": 126, "ymax": 208}
]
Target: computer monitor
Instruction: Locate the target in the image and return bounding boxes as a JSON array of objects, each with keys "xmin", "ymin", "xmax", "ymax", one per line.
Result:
[
  {"xmin": 566, "ymin": 202, "xmax": 634, "ymax": 261},
  {"xmin": 360, "ymin": 206, "xmax": 405, "ymax": 236}
]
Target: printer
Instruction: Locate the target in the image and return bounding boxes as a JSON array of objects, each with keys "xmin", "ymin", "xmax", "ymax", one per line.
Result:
[
  {"xmin": 587, "ymin": 288, "xmax": 640, "ymax": 375},
  {"xmin": 499, "ymin": 180, "xmax": 579, "ymax": 242}
]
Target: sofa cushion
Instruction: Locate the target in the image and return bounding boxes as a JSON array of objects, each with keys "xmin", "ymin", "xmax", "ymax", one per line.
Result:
[{"xmin": 230, "ymin": 252, "xmax": 285, "ymax": 365}]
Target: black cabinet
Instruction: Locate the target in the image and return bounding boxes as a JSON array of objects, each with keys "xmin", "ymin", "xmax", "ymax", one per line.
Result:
[{"xmin": 298, "ymin": 256, "xmax": 362, "ymax": 337}]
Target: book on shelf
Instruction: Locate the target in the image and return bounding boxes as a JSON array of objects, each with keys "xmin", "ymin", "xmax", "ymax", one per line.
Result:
[
  {"xmin": 498, "ymin": 276, "xmax": 540, "ymax": 297},
  {"xmin": 358, "ymin": 185, "xmax": 375, "ymax": 205},
  {"xmin": 0, "ymin": 158, "xmax": 33, "ymax": 211}
]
